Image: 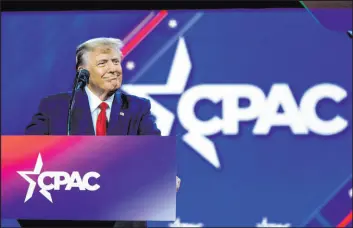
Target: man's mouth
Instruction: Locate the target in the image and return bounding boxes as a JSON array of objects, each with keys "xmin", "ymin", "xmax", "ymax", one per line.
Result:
[{"xmin": 104, "ymin": 77, "xmax": 118, "ymax": 81}]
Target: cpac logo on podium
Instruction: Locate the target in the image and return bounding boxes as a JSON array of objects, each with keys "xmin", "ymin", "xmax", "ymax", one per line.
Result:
[
  {"xmin": 17, "ymin": 153, "xmax": 100, "ymax": 203},
  {"xmin": 123, "ymin": 37, "xmax": 349, "ymax": 169}
]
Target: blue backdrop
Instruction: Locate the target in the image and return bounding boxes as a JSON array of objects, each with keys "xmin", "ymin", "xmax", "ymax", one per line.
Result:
[{"xmin": 1, "ymin": 8, "xmax": 352, "ymax": 227}]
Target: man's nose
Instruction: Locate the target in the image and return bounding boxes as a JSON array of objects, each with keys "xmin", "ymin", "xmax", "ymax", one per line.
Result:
[{"xmin": 107, "ymin": 61, "xmax": 119, "ymax": 73}]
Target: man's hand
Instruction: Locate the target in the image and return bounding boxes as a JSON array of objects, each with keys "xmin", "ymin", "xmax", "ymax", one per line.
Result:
[{"xmin": 176, "ymin": 176, "xmax": 181, "ymax": 192}]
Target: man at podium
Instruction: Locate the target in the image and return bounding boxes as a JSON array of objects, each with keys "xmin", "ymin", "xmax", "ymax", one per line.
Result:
[
  {"xmin": 25, "ymin": 37, "xmax": 161, "ymax": 137},
  {"xmin": 19, "ymin": 37, "xmax": 177, "ymax": 228}
]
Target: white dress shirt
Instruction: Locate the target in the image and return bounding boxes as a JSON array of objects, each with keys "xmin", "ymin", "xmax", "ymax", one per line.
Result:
[{"xmin": 84, "ymin": 86, "xmax": 115, "ymax": 135}]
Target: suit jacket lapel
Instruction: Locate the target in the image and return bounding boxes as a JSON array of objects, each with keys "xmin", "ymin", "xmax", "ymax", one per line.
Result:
[
  {"xmin": 107, "ymin": 90, "xmax": 130, "ymax": 135},
  {"xmin": 71, "ymin": 89, "xmax": 95, "ymax": 135}
]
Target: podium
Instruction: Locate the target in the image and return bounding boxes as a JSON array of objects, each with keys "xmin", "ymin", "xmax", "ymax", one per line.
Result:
[{"xmin": 1, "ymin": 136, "xmax": 176, "ymax": 223}]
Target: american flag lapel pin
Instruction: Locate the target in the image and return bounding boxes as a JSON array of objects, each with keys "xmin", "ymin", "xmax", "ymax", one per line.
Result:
[{"xmin": 119, "ymin": 112, "xmax": 124, "ymax": 116}]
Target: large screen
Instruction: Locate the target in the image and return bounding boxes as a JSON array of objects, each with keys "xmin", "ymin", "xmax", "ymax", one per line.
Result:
[{"xmin": 1, "ymin": 6, "xmax": 352, "ymax": 228}]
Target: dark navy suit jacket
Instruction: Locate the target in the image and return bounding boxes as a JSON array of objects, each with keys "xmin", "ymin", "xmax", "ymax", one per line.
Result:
[
  {"xmin": 19, "ymin": 89, "xmax": 159, "ymax": 228},
  {"xmin": 25, "ymin": 89, "xmax": 161, "ymax": 136}
]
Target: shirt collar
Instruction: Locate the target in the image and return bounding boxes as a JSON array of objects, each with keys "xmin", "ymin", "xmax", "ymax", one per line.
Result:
[{"xmin": 84, "ymin": 86, "xmax": 115, "ymax": 113}]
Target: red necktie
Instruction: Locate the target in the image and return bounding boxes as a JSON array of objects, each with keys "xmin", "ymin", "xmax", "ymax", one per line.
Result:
[{"xmin": 96, "ymin": 102, "xmax": 108, "ymax": 136}]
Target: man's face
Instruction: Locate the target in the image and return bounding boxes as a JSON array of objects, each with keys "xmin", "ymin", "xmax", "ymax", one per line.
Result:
[{"xmin": 84, "ymin": 45, "xmax": 123, "ymax": 95}]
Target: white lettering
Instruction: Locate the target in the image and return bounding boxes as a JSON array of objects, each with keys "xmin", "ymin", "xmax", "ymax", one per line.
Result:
[
  {"xmin": 65, "ymin": 171, "xmax": 85, "ymax": 190},
  {"xmin": 222, "ymin": 85, "xmax": 266, "ymax": 135},
  {"xmin": 38, "ymin": 171, "xmax": 57, "ymax": 191},
  {"xmin": 54, "ymin": 172, "xmax": 70, "ymax": 190},
  {"xmin": 300, "ymin": 83, "xmax": 348, "ymax": 135},
  {"xmin": 253, "ymin": 84, "xmax": 308, "ymax": 134},
  {"xmin": 178, "ymin": 83, "xmax": 348, "ymax": 136},
  {"xmin": 256, "ymin": 217, "xmax": 291, "ymax": 227},
  {"xmin": 177, "ymin": 85, "xmax": 223, "ymax": 136},
  {"xmin": 169, "ymin": 218, "xmax": 204, "ymax": 227},
  {"xmin": 38, "ymin": 171, "xmax": 100, "ymax": 192},
  {"xmin": 82, "ymin": 171, "xmax": 101, "ymax": 191}
]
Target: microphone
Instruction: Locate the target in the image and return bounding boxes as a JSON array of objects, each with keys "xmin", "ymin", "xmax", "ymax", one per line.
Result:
[
  {"xmin": 75, "ymin": 69, "xmax": 90, "ymax": 90},
  {"xmin": 67, "ymin": 69, "xmax": 90, "ymax": 135}
]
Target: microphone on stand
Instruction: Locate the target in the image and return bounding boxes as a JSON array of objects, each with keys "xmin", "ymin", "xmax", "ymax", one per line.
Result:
[{"xmin": 67, "ymin": 69, "xmax": 90, "ymax": 135}]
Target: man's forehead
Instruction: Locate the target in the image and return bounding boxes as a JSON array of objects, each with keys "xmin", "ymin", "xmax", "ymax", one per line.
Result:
[
  {"xmin": 90, "ymin": 46, "xmax": 120, "ymax": 57},
  {"xmin": 94, "ymin": 45, "xmax": 115, "ymax": 53}
]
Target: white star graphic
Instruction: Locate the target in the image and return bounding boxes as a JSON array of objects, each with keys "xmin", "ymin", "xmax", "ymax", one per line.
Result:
[
  {"xmin": 168, "ymin": 19, "xmax": 178, "ymax": 28},
  {"xmin": 17, "ymin": 153, "xmax": 53, "ymax": 203},
  {"xmin": 123, "ymin": 37, "xmax": 221, "ymax": 169},
  {"xmin": 126, "ymin": 61, "xmax": 136, "ymax": 70}
]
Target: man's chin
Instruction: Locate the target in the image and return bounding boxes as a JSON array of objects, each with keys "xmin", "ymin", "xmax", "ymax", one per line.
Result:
[{"xmin": 106, "ymin": 84, "xmax": 120, "ymax": 94}]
